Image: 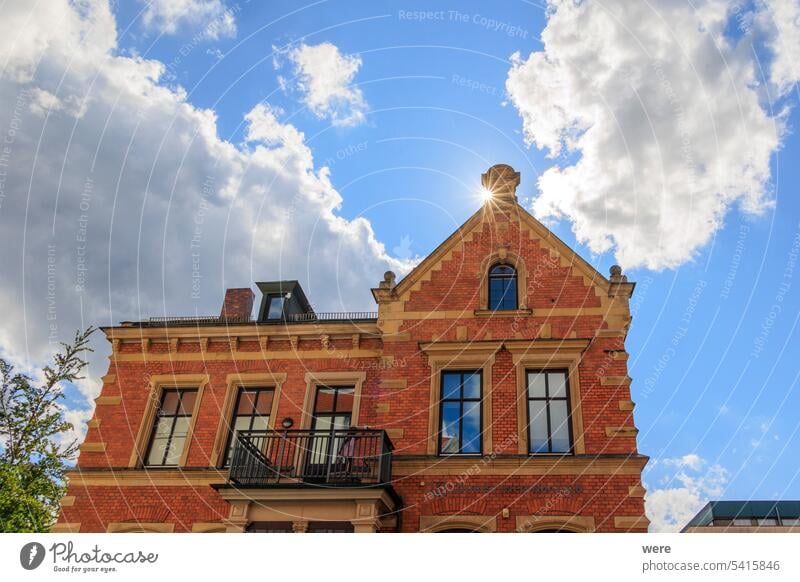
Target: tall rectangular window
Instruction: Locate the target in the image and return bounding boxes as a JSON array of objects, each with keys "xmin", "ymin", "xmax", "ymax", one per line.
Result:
[
  {"xmin": 527, "ymin": 370, "xmax": 572, "ymax": 454},
  {"xmin": 223, "ymin": 387, "xmax": 274, "ymax": 466},
  {"xmin": 145, "ymin": 388, "xmax": 197, "ymax": 466},
  {"xmin": 312, "ymin": 386, "xmax": 354, "ymax": 431},
  {"xmin": 439, "ymin": 370, "xmax": 482, "ymax": 455},
  {"xmin": 308, "ymin": 386, "xmax": 354, "ymax": 468},
  {"xmin": 488, "ymin": 264, "xmax": 517, "ymax": 310}
]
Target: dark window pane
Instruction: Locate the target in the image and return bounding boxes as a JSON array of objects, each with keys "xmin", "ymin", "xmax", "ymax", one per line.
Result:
[
  {"xmin": 491, "ymin": 265, "xmax": 515, "ymax": 275},
  {"xmin": 247, "ymin": 521, "xmax": 293, "ymax": 533},
  {"xmin": 548, "ymin": 372, "xmax": 567, "ymax": 398},
  {"xmin": 307, "ymin": 521, "xmax": 354, "ymax": 533},
  {"xmin": 440, "ymin": 371, "xmax": 482, "ymax": 454},
  {"xmin": 266, "ymin": 296, "xmax": 284, "ymax": 319},
  {"xmin": 526, "ymin": 370, "xmax": 572, "ymax": 455},
  {"xmin": 489, "ymin": 280, "xmax": 504, "ymax": 309},
  {"xmin": 461, "ymin": 402, "xmax": 481, "ymax": 453},
  {"xmin": 255, "ymin": 390, "xmax": 274, "ymax": 414},
  {"xmin": 440, "ymin": 402, "xmax": 460, "ymax": 453},
  {"xmin": 315, "ymin": 388, "xmax": 336, "ymax": 413},
  {"xmin": 489, "ymin": 264, "xmax": 517, "ymax": 310},
  {"xmin": 146, "ymin": 388, "xmax": 197, "ymax": 467},
  {"xmin": 528, "ymin": 373, "xmax": 546, "ymax": 398},
  {"xmin": 549, "ymin": 401, "xmax": 570, "ymax": 453},
  {"xmin": 529, "ymin": 401, "xmax": 549, "ymax": 453},
  {"xmin": 335, "ymin": 388, "xmax": 354, "ymax": 412},
  {"xmin": 178, "ymin": 390, "xmax": 196, "ymax": 414},
  {"xmin": 442, "ymin": 373, "xmax": 461, "ymax": 400},
  {"xmin": 502, "ymin": 279, "xmax": 517, "ymax": 309},
  {"xmin": 224, "ymin": 388, "xmax": 274, "ymax": 466},
  {"xmin": 463, "ymin": 373, "xmax": 481, "ymax": 399},
  {"xmin": 161, "ymin": 391, "xmax": 180, "ymax": 414},
  {"xmin": 237, "ymin": 391, "xmax": 257, "ymax": 414}
]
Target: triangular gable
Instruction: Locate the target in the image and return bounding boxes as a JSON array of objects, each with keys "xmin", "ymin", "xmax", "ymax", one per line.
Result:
[{"xmin": 393, "ymin": 201, "xmax": 611, "ymax": 299}]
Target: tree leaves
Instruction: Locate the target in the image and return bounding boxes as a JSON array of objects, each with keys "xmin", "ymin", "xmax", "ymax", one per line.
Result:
[{"xmin": 0, "ymin": 327, "xmax": 94, "ymax": 532}]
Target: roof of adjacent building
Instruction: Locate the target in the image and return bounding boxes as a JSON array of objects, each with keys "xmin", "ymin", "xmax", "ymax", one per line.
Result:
[{"xmin": 682, "ymin": 500, "xmax": 800, "ymax": 529}]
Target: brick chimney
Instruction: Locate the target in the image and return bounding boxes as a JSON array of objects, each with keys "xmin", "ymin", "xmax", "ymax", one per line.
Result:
[{"xmin": 219, "ymin": 288, "xmax": 255, "ymax": 320}]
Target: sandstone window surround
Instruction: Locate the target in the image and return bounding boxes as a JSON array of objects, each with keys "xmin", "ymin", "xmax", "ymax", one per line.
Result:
[
  {"xmin": 488, "ymin": 264, "xmax": 518, "ymax": 310},
  {"xmin": 475, "ymin": 248, "xmax": 532, "ymax": 316},
  {"xmin": 300, "ymin": 370, "xmax": 367, "ymax": 429},
  {"xmin": 419, "ymin": 515, "xmax": 497, "ymax": 532},
  {"xmin": 506, "ymin": 339, "xmax": 588, "ymax": 455},
  {"xmin": 209, "ymin": 372, "xmax": 287, "ymax": 468},
  {"xmin": 516, "ymin": 514, "xmax": 596, "ymax": 532},
  {"xmin": 128, "ymin": 373, "xmax": 209, "ymax": 468},
  {"xmin": 421, "ymin": 341, "xmax": 501, "ymax": 456}
]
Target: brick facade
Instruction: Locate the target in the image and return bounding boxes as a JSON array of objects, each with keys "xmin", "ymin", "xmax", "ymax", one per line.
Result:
[{"xmin": 56, "ymin": 164, "xmax": 649, "ymax": 533}]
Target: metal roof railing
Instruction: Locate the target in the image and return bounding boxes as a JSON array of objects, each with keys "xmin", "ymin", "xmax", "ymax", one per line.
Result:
[
  {"xmin": 138, "ymin": 311, "xmax": 377, "ymax": 326},
  {"xmin": 286, "ymin": 311, "xmax": 377, "ymax": 322}
]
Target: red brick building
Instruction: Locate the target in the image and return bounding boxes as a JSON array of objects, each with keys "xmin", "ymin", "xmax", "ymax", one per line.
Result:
[{"xmin": 55, "ymin": 164, "xmax": 648, "ymax": 533}]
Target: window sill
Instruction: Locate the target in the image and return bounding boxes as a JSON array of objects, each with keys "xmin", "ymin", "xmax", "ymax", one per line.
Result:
[{"xmin": 474, "ymin": 309, "xmax": 531, "ymax": 317}]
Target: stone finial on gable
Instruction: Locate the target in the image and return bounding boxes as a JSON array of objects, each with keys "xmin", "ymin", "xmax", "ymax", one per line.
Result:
[
  {"xmin": 380, "ymin": 271, "xmax": 396, "ymax": 288},
  {"xmin": 481, "ymin": 164, "xmax": 520, "ymax": 203},
  {"xmin": 608, "ymin": 265, "xmax": 635, "ymax": 299},
  {"xmin": 609, "ymin": 265, "xmax": 626, "ymax": 283},
  {"xmin": 372, "ymin": 270, "xmax": 398, "ymax": 303}
]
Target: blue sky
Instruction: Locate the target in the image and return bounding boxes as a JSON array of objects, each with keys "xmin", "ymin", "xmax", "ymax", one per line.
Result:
[
  {"xmin": 1, "ymin": 0, "xmax": 799, "ymax": 531},
  {"xmin": 113, "ymin": 2, "xmax": 542, "ymax": 247}
]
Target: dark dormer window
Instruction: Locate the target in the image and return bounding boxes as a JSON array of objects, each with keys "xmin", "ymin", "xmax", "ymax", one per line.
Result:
[
  {"xmin": 256, "ymin": 281, "xmax": 312, "ymax": 322},
  {"xmin": 265, "ymin": 295, "xmax": 285, "ymax": 319},
  {"xmin": 488, "ymin": 264, "xmax": 517, "ymax": 310}
]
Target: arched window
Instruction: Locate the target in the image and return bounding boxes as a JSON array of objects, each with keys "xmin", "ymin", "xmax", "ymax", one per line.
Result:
[{"xmin": 488, "ymin": 264, "xmax": 517, "ymax": 310}]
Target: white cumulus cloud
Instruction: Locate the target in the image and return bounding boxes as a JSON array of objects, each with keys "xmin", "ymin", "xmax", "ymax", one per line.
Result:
[
  {"xmin": 0, "ymin": 0, "xmax": 408, "ymax": 447},
  {"xmin": 662, "ymin": 453, "xmax": 705, "ymax": 471},
  {"xmin": 645, "ymin": 455, "xmax": 729, "ymax": 532},
  {"xmin": 506, "ymin": 0, "xmax": 800, "ymax": 270},
  {"xmin": 279, "ymin": 42, "xmax": 368, "ymax": 126},
  {"xmin": 140, "ymin": 0, "xmax": 237, "ymax": 39}
]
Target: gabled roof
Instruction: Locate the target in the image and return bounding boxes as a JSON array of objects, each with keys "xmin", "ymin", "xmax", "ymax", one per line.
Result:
[{"xmin": 393, "ymin": 197, "xmax": 611, "ymax": 299}]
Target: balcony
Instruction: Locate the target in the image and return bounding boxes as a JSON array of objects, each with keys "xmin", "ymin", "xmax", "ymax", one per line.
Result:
[{"xmin": 227, "ymin": 429, "xmax": 393, "ymax": 487}]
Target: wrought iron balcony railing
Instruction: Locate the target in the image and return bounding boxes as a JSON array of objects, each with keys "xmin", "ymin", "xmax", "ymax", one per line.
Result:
[{"xmin": 228, "ymin": 429, "xmax": 393, "ymax": 487}]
